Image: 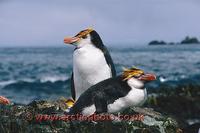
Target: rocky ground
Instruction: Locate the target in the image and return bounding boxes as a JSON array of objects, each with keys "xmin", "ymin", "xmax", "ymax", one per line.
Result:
[
  {"xmin": 0, "ymin": 84, "xmax": 199, "ymax": 133},
  {"xmin": 146, "ymin": 84, "xmax": 200, "ymax": 133},
  {"xmin": 0, "ymin": 100, "xmax": 181, "ymax": 133}
]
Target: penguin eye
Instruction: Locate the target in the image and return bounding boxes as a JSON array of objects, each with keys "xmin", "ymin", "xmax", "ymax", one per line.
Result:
[
  {"xmin": 134, "ymin": 74, "xmax": 143, "ymax": 78},
  {"xmin": 134, "ymin": 75, "xmax": 140, "ymax": 78},
  {"xmin": 82, "ymin": 35, "xmax": 87, "ymax": 39}
]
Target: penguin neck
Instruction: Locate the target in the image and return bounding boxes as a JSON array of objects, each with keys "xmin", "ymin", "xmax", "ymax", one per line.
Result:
[
  {"xmin": 75, "ymin": 43, "xmax": 99, "ymax": 53},
  {"xmin": 127, "ymin": 78, "xmax": 145, "ymax": 90},
  {"xmin": 75, "ymin": 36, "xmax": 94, "ymax": 49},
  {"xmin": 76, "ymin": 42, "xmax": 95, "ymax": 49}
]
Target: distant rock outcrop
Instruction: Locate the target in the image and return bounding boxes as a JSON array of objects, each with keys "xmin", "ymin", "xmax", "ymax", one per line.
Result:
[
  {"xmin": 180, "ymin": 36, "xmax": 200, "ymax": 44},
  {"xmin": 149, "ymin": 36, "xmax": 200, "ymax": 45},
  {"xmin": 149, "ymin": 40, "xmax": 167, "ymax": 45}
]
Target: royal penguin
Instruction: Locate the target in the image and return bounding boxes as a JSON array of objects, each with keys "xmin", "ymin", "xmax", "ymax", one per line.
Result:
[
  {"xmin": 64, "ymin": 28, "xmax": 116, "ymax": 100},
  {"xmin": 68, "ymin": 67, "xmax": 156, "ymax": 116}
]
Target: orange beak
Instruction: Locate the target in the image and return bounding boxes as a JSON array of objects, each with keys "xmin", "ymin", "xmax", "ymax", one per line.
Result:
[
  {"xmin": 64, "ymin": 37, "xmax": 80, "ymax": 44},
  {"xmin": 138, "ymin": 73, "xmax": 156, "ymax": 81},
  {"xmin": 0, "ymin": 96, "xmax": 10, "ymax": 105}
]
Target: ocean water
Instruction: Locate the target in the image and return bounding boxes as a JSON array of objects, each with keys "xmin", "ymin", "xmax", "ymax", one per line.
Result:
[{"xmin": 0, "ymin": 44, "xmax": 200, "ymax": 104}]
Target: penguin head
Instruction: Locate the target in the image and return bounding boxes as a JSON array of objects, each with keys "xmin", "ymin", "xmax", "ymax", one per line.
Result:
[
  {"xmin": 64, "ymin": 28, "xmax": 103, "ymax": 48},
  {"xmin": 122, "ymin": 67, "xmax": 156, "ymax": 88}
]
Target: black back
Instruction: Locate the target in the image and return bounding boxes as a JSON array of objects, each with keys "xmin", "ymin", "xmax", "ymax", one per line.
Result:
[
  {"xmin": 70, "ymin": 73, "xmax": 76, "ymax": 100},
  {"xmin": 90, "ymin": 30, "xmax": 116, "ymax": 77}
]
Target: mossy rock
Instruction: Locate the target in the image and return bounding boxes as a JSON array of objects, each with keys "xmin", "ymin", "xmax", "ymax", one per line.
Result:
[{"xmin": 0, "ymin": 100, "xmax": 181, "ymax": 133}]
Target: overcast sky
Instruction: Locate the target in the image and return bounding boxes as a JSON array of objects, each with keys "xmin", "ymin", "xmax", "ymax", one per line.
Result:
[{"xmin": 0, "ymin": 0, "xmax": 200, "ymax": 47}]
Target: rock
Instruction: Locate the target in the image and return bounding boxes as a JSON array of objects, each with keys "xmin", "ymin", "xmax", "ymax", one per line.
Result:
[
  {"xmin": 181, "ymin": 36, "xmax": 200, "ymax": 44},
  {"xmin": 145, "ymin": 84, "xmax": 200, "ymax": 132},
  {"xmin": 148, "ymin": 36, "xmax": 200, "ymax": 45},
  {"xmin": 183, "ymin": 123, "xmax": 200, "ymax": 133},
  {"xmin": 148, "ymin": 40, "xmax": 167, "ymax": 45},
  {"xmin": 0, "ymin": 99, "xmax": 181, "ymax": 133}
]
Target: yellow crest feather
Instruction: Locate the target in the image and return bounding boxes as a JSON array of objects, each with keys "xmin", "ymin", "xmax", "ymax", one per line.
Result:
[{"xmin": 122, "ymin": 67, "xmax": 144, "ymax": 81}]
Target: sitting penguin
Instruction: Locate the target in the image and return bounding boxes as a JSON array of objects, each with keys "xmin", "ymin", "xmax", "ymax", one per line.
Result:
[
  {"xmin": 68, "ymin": 67, "xmax": 156, "ymax": 116},
  {"xmin": 64, "ymin": 28, "xmax": 116, "ymax": 100}
]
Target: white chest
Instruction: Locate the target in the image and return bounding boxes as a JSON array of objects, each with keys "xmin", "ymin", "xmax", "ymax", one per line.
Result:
[
  {"xmin": 73, "ymin": 45, "xmax": 108, "ymax": 74},
  {"xmin": 107, "ymin": 78, "xmax": 147, "ymax": 113},
  {"xmin": 107, "ymin": 88, "xmax": 147, "ymax": 113},
  {"xmin": 73, "ymin": 45, "xmax": 111, "ymax": 99}
]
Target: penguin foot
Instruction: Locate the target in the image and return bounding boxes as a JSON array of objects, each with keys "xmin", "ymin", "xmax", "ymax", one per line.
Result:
[{"xmin": 0, "ymin": 96, "xmax": 10, "ymax": 105}]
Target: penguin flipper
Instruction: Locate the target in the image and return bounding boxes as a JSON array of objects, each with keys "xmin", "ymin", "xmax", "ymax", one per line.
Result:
[
  {"xmin": 102, "ymin": 46, "xmax": 116, "ymax": 77},
  {"xmin": 71, "ymin": 73, "xmax": 76, "ymax": 100},
  {"xmin": 94, "ymin": 92, "xmax": 107, "ymax": 114}
]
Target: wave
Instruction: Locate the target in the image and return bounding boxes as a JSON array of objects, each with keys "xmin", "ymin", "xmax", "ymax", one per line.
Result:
[
  {"xmin": 1, "ymin": 79, "xmax": 70, "ymax": 92},
  {"xmin": 158, "ymin": 75, "xmax": 187, "ymax": 83},
  {"xmin": 0, "ymin": 75, "xmax": 70, "ymax": 87},
  {"xmin": 0, "ymin": 80, "xmax": 17, "ymax": 87},
  {"xmin": 0, "ymin": 73, "xmax": 199, "ymax": 104},
  {"xmin": 40, "ymin": 75, "xmax": 69, "ymax": 83},
  {"xmin": 0, "ymin": 78, "xmax": 71, "ymax": 104},
  {"xmin": 1, "ymin": 74, "xmax": 199, "ymax": 95},
  {"xmin": 1, "ymin": 74, "xmax": 199, "ymax": 91}
]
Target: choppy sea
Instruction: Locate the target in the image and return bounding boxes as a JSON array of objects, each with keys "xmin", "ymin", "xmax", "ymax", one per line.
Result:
[{"xmin": 0, "ymin": 44, "xmax": 200, "ymax": 104}]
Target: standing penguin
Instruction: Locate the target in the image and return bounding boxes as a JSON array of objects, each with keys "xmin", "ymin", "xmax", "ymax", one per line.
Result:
[
  {"xmin": 68, "ymin": 67, "xmax": 156, "ymax": 116},
  {"xmin": 64, "ymin": 28, "xmax": 116, "ymax": 100}
]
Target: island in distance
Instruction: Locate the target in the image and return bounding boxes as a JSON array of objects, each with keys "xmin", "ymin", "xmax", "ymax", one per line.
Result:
[{"xmin": 149, "ymin": 36, "xmax": 200, "ymax": 45}]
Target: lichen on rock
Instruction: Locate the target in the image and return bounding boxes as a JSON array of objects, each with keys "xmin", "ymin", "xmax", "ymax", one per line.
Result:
[{"xmin": 0, "ymin": 99, "xmax": 181, "ymax": 133}]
